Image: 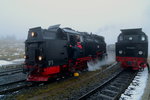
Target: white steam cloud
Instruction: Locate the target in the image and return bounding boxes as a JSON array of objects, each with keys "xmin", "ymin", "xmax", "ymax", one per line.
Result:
[{"xmin": 88, "ymin": 51, "xmax": 115, "ymax": 71}]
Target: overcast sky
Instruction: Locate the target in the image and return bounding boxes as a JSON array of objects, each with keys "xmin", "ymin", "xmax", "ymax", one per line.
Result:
[{"xmin": 0, "ymin": 0, "xmax": 149, "ymax": 44}]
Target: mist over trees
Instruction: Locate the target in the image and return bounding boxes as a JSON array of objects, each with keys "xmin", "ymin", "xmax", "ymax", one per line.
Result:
[{"xmin": 0, "ymin": 35, "xmax": 25, "ymax": 43}]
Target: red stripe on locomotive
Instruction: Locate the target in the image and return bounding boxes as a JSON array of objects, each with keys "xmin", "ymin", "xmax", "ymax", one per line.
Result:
[{"xmin": 116, "ymin": 56, "xmax": 147, "ymax": 70}]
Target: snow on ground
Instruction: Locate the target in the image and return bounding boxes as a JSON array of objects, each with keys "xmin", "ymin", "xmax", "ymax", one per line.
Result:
[
  {"xmin": 0, "ymin": 60, "xmax": 14, "ymax": 66},
  {"xmin": 0, "ymin": 59, "xmax": 24, "ymax": 67},
  {"xmin": 12, "ymin": 58, "xmax": 24, "ymax": 64},
  {"xmin": 120, "ymin": 68, "xmax": 148, "ymax": 100}
]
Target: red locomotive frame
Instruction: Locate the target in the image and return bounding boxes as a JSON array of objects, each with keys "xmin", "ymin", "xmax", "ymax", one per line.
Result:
[
  {"xmin": 116, "ymin": 56, "xmax": 147, "ymax": 70},
  {"xmin": 25, "ymin": 56, "xmax": 100, "ymax": 81}
]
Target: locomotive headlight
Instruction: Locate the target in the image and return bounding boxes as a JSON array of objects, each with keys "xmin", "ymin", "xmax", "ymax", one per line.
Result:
[
  {"xmin": 119, "ymin": 50, "xmax": 123, "ymax": 54},
  {"xmin": 38, "ymin": 56, "xmax": 43, "ymax": 61},
  {"xmin": 24, "ymin": 55, "xmax": 26, "ymax": 59},
  {"xmin": 138, "ymin": 51, "xmax": 143, "ymax": 55},
  {"xmin": 31, "ymin": 32, "xmax": 36, "ymax": 37}
]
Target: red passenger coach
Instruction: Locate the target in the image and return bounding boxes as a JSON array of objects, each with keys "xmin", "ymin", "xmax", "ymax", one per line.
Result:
[{"xmin": 116, "ymin": 28, "xmax": 148, "ymax": 70}]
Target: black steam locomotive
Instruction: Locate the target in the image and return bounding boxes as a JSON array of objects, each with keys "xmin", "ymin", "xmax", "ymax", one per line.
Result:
[
  {"xmin": 23, "ymin": 25, "xmax": 106, "ymax": 81},
  {"xmin": 116, "ymin": 28, "xmax": 148, "ymax": 70}
]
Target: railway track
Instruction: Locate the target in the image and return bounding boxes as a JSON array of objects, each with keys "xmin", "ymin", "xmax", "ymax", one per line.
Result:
[
  {"xmin": 0, "ymin": 62, "xmax": 119, "ymax": 98},
  {"xmin": 0, "ymin": 72, "xmax": 31, "ymax": 95},
  {"xmin": 25, "ymin": 62, "xmax": 121, "ymax": 100},
  {"xmin": 0, "ymin": 64, "xmax": 23, "ymax": 76},
  {"xmin": 78, "ymin": 69, "xmax": 138, "ymax": 100},
  {"xmin": 0, "ymin": 62, "xmax": 137, "ymax": 100},
  {"xmin": 0, "ymin": 68, "xmax": 22, "ymax": 77},
  {"xmin": 0, "ymin": 64, "xmax": 28, "ymax": 95},
  {"xmin": 0, "ymin": 65, "xmax": 26, "ymax": 86},
  {"xmin": 0, "ymin": 80, "xmax": 32, "ymax": 95}
]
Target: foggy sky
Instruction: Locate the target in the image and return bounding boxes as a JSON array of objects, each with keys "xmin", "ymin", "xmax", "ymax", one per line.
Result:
[{"xmin": 0, "ymin": 0, "xmax": 149, "ymax": 44}]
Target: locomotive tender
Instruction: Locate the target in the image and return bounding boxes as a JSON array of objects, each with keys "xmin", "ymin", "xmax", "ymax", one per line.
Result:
[
  {"xmin": 116, "ymin": 28, "xmax": 148, "ymax": 70},
  {"xmin": 23, "ymin": 25, "xmax": 106, "ymax": 81}
]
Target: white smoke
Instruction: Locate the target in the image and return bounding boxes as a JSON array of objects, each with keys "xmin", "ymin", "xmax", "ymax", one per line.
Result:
[{"xmin": 88, "ymin": 50, "xmax": 115, "ymax": 71}]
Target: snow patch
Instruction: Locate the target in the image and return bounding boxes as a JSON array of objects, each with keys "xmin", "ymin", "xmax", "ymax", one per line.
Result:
[
  {"xmin": 12, "ymin": 58, "xmax": 24, "ymax": 64},
  {"xmin": 12, "ymin": 52, "xmax": 20, "ymax": 56},
  {"xmin": 0, "ymin": 60, "xmax": 14, "ymax": 66},
  {"xmin": 0, "ymin": 59, "xmax": 24, "ymax": 67},
  {"xmin": 120, "ymin": 68, "xmax": 148, "ymax": 100}
]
